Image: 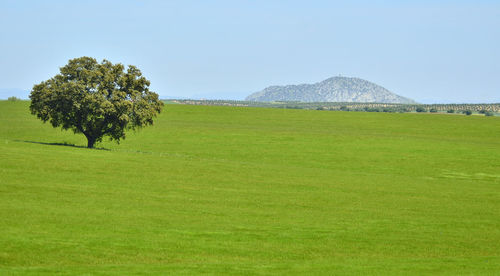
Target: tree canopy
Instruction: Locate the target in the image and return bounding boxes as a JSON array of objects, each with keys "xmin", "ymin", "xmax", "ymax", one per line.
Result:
[{"xmin": 30, "ymin": 57, "xmax": 164, "ymax": 148}]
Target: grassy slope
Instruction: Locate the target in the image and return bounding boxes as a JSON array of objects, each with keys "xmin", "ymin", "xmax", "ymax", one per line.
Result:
[{"xmin": 0, "ymin": 101, "xmax": 499, "ymax": 275}]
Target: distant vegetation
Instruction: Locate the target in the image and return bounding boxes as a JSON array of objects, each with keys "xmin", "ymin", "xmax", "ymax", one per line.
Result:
[
  {"xmin": 7, "ymin": 96, "xmax": 21, "ymax": 101},
  {"xmin": 246, "ymin": 76, "xmax": 416, "ymax": 104},
  {"xmin": 170, "ymin": 99, "xmax": 500, "ymax": 116}
]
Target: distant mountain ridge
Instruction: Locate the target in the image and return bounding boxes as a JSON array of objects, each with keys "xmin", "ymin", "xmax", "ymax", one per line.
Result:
[{"xmin": 246, "ymin": 76, "xmax": 416, "ymax": 104}]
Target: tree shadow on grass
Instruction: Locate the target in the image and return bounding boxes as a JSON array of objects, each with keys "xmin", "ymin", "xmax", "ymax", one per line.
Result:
[{"xmin": 14, "ymin": 140, "xmax": 110, "ymax": 151}]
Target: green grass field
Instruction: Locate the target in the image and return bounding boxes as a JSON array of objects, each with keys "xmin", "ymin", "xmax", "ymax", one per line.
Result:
[{"xmin": 1, "ymin": 101, "xmax": 499, "ymax": 275}]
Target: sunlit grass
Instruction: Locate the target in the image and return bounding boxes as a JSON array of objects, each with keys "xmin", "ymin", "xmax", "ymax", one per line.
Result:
[{"xmin": 1, "ymin": 101, "xmax": 499, "ymax": 274}]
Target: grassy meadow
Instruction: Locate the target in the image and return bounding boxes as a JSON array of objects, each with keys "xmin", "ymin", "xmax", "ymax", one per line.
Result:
[{"xmin": 1, "ymin": 100, "xmax": 499, "ymax": 275}]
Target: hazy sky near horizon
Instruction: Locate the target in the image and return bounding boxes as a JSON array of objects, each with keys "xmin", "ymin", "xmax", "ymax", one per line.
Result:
[{"xmin": 1, "ymin": 0, "xmax": 499, "ymax": 103}]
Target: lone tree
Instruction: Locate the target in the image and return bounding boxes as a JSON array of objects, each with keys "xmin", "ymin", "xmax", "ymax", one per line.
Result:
[{"xmin": 30, "ymin": 57, "xmax": 164, "ymax": 148}]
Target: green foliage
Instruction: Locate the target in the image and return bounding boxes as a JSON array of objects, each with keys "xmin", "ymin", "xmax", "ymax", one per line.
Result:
[
  {"xmin": 485, "ymin": 111, "xmax": 494, "ymax": 116},
  {"xmin": 29, "ymin": 57, "xmax": 163, "ymax": 148},
  {"xmin": 7, "ymin": 96, "xmax": 21, "ymax": 101},
  {"xmin": 430, "ymin": 108, "xmax": 438, "ymax": 113},
  {"xmin": 172, "ymin": 100, "xmax": 500, "ymax": 116},
  {"xmin": 463, "ymin": 110, "xmax": 473, "ymax": 115},
  {"xmin": 416, "ymin": 106, "xmax": 427, "ymax": 113},
  {"xmin": 363, "ymin": 107, "xmax": 380, "ymax": 112}
]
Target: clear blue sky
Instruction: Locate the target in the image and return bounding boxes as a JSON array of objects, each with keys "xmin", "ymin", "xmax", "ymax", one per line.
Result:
[{"xmin": 1, "ymin": 0, "xmax": 499, "ymax": 103}]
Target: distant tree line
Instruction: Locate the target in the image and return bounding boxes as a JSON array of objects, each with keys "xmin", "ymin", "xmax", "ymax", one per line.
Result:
[
  {"xmin": 170, "ymin": 99, "xmax": 499, "ymax": 116},
  {"xmin": 7, "ymin": 96, "xmax": 21, "ymax": 101}
]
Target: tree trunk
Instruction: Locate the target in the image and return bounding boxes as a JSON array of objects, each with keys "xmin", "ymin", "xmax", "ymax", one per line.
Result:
[{"xmin": 87, "ymin": 136, "xmax": 96, "ymax": 148}]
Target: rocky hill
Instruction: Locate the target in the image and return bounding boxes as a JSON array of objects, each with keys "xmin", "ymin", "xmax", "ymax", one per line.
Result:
[{"xmin": 246, "ymin": 76, "xmax": 416, "ymax": 104}]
